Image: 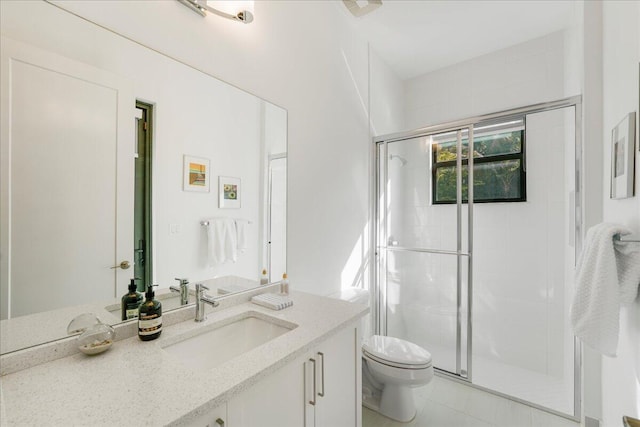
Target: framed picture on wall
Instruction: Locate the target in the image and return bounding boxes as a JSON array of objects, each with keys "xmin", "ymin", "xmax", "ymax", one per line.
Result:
[
  {"xmin": 610, "ymin": 112, "xmax": 636, "ymax": 199},
  {"xmin": 183, "ymin": 155, "xmax": 210, "ymax": 192},
  {"xmin": 219, "ymin": 176, "xmax": 241, "ymax": 208}
]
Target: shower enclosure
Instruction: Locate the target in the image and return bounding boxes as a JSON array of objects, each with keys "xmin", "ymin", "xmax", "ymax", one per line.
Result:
[{"xmin": 373, "ymin": 97, "xmax": 582, "ymax": 419}]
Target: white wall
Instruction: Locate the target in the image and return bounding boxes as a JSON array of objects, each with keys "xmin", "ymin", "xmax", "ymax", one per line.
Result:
[
  {"xmin": 404, "ymin": 31, "xmax": 575, "ymax": 130},
  {"xmin": 600, "ymin": 1, "xmax": 640, "ymax": 425},
  {"xmin": 369, "ymin": 47, "xmax": 405, "ymax": 137}
]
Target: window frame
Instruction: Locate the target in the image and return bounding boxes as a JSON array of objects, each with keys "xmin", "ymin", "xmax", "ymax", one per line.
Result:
[{"xmin": 431, "ymin": 129, "xmax": 527, "ymax": 205}]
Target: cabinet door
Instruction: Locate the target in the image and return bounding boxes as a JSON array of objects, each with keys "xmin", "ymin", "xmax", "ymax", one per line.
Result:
[
  {"xmin": 228, "ymin": 355, "xmax": 306, "ymax": 427},
  {"xmin": 314, "ymin": 326, "xmax": 359, "ymax": 427}
]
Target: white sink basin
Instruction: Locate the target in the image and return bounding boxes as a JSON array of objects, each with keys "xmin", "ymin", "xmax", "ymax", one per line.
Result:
[{"xmin": 162, "ymin": 313, "xmax": 296, "ymax": 370}]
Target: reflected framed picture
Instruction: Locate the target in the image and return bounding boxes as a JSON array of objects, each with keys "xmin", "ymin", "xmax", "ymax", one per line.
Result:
[
  {"xmin": 219, "ymin": 176, "xmax": 241, "ymax": 208},
  {"xmin": 610, "ymin": 112, "xmax": 636, "ymax": 199},
  {"xmin": 183, "ymin": 155, "xmax": 210, "ymax": 192}
]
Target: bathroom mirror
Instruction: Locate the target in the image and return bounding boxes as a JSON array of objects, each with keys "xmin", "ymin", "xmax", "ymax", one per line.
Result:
[{"xmin": 0, "ymin": 0, "xmax": 287, "ymax": 354}]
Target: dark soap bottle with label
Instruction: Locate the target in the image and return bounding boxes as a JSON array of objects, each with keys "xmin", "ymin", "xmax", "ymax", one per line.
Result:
[
  {"xmin": 138, "ymin": 284, "xmax": 162, "ymax": 341},
  {"xmin": 121, "ymin": 278, "xmax": 143, "ymax": 321}
]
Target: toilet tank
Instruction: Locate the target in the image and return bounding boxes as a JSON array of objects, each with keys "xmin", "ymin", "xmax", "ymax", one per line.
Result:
[{"xmin": 329, "ymin": 287, "xmax": 371, "ymax": 341}]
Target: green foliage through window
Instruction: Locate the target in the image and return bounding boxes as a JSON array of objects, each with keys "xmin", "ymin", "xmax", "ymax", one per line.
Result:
[{"xmin": 432, "ymin": 129, "xmax": 526, "ymax": 204}]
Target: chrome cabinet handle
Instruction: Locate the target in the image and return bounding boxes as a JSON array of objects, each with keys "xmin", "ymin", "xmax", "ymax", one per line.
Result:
[
  {"xmin": 110, "ymin": 260, "xmax": 130, "ymax": 270},
  {"xmin": 318, "ymin": 352, "xmax": 325, "ymax": 397},
  {"xmin": 215, "ymin": 418, "xmax": 225, "ymax": 426},
  {"xmin": 309, "ymin": 358, "xmax": 317, "ymax": 406}
]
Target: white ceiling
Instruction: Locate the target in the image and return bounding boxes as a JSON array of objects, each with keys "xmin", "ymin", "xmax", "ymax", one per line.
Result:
[{"xmin": 345, "ymin": 0, "xmax": 578, "ymax": 80}]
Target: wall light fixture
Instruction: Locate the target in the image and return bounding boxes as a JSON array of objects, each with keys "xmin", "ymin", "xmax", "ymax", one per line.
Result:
[{"xmin": 177, "ymin": 0, "xmax": 254, "ymax": 23}]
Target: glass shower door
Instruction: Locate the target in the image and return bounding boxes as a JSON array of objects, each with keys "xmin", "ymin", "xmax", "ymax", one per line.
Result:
[
  {"xmin": 377, "ymin": 128, "xmax": 473, "ymax": 378},
  {"xmin": 374, "ymin": 99, "xmax": 581, "ymax": 419}
]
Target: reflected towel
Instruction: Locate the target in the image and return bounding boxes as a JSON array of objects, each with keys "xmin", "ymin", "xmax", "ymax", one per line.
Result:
[
  {"xmin": 571, "ymin": 223, "xmax": 640, "ymax": 356},
  {"xmin": 235, "ymin": 219, "xmax": 250, "ymax": 253},
  {"xmin": 206, "ymin": 218, "xmax": 237, "ymax": 267}
]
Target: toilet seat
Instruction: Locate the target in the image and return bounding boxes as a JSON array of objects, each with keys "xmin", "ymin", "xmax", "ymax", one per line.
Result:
[
  {"xmin": 362, "ymin": 335, "xmax": 432, "ymax": 370},
  {"xmin": 363, "ymin": 350, "xmax": 431, "ymax": 370}
]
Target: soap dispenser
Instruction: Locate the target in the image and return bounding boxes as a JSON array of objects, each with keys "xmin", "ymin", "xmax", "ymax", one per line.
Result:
[
  {"xmin": 260, "ymin": 269, "xmax": 269, "ymax": 286},
  {"xmin": 138, "ymin": 284, "xmax": 162, "ymax": 341},
  {"xmin": 280, "ymin": 273, "xmax": 289, "ymax": 296},
  {"xmin": 121, "ymin": 278, "xmax": 143, "ymax": 321}
]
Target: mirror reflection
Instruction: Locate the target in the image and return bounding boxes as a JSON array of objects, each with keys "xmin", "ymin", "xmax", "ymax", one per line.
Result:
[{"xmin": 0, "ymin": 0, "xmax": 287, "ymax": 354}]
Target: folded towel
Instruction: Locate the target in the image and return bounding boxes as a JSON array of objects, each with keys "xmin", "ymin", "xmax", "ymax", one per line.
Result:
[
  {"xmin": 251, "ymin": 293, "xmax": 293, "ymax": 311},
  {"xmin": 206, "ymin": 218, "xmax": 237, "ymax": 267},
  {"xmin": 235, "ymin": 219, "xmax": 250, "ymax": 253},
  {"xmin": 571, "ymin": 223, "xmax": 640, "ymax": 356}
]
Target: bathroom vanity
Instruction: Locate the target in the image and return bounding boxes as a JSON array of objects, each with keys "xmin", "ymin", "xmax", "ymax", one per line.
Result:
[{"xmin": 0, "ymin": 291, "xmax": 367, "ymax": 426}]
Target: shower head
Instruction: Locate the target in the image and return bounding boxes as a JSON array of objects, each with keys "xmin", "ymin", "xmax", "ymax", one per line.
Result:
[{"xmin": 389, "ymin": 154, "xmax": 408, "ymax": 166}]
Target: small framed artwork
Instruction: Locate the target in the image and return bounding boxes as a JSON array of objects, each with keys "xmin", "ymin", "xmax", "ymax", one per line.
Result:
[
  {"xmin": 219, "ymin": 176, "xmax": 241, "ymax": 208},
  {"xmin": 610, "ymin": 112, "xmax": 636, "ymax": 199},
  {"xmin": 183, "ymin": 155, "xmax": 210, "ymax": 192}
]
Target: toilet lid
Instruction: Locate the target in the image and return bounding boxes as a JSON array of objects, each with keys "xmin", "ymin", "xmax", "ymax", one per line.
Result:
[{"xmin": 363, "ymin": 335, "xmax": 432, "ymax": 369}]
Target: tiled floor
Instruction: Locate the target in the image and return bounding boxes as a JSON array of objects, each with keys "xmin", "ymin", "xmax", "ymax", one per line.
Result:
[{"xmin": 362, "ymin": 376, "xmax": 581, "ymax": 427}]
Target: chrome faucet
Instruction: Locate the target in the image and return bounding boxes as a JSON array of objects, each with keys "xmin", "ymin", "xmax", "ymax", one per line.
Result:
[
  {"xmin": 195, "ymin": 283, "xmax": 219, "ymax": 322},
  {"xmin": 170, "ymin": 278, "xmax": 190, "ymax": 305}
]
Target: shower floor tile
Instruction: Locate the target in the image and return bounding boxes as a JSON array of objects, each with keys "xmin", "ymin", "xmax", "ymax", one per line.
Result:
[{"xmin": 362, "ymin": 376, "xmax": 581, "ymax": 427}]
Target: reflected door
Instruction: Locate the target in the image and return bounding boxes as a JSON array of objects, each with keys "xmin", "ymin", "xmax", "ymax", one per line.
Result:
[
  {"xmin": 0, "ymin": 38, "xmax": 135, "ymax": 318},
  {"xmin": 267, "ymin": 155, "xmax": 287, "ymax": 281}
]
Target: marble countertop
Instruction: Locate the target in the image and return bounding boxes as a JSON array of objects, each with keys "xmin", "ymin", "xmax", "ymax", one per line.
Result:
[{"xmin": 0, "ymin": 291, "xmax": 368, "ymax": 426}]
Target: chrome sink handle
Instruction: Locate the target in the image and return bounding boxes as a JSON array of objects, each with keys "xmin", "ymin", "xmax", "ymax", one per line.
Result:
[
  {"xmin": 195, "ymin": 283, "xmax": 219, "ymax": 322},
  {"xmin": 170, "ymin": 277, "xmax": 190, "ymax": 305}
]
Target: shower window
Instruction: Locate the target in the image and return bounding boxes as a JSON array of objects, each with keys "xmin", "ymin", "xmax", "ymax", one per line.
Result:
[{"xmin": 432, "ymin": 120, "xmax": 526, "ymax": 204}]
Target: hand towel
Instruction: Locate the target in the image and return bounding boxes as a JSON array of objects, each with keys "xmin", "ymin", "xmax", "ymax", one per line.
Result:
[
  {"xmin": 251, "ymin": 293, "xmax": 293, "ymax": 310},
  {"xmin": 570, "ymin": 223, "xmax": 640, "ymax": 356},
  {"xmin": 235, "ymin": 219, "xmax": 250, "ymax": 253},
  {"xmin": 206, "ymin": 218, "xmax": 237, "ymax": 267}
]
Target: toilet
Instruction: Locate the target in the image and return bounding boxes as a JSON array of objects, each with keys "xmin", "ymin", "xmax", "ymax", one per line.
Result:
[
  {"xmin": 330, "ymin": 288, "xmax": 434, "ymax": 422},
  {"xmin": 362, "ymin": 335, "xmax": 433, "ymax": 422}
]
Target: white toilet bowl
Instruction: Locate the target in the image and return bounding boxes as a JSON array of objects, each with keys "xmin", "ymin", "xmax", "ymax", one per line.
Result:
[
  {"xmin": 328, "ymin": 289, "xmax": 434, "ymax": 422},
  {"xmin": 362, "ymin": 335, "xmax": 434, "ymax": 422}
]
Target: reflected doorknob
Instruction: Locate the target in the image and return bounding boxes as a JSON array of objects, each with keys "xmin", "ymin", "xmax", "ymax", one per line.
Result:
[{"xmin": 110, "ymin": 260, "xmax": 131, "ymax": 270}]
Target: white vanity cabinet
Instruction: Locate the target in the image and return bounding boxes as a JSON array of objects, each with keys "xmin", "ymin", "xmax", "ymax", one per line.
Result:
[
  {"xmin": 226, "ymin": 323, "xmax": 360, "ymax": 427},
  {"xmin": 186, "ymin": 404, "xmax": 227, "ymax": 427},
  {"xmin": 304, "ymin": 324, "xmax": 361, "ymax": 427}
]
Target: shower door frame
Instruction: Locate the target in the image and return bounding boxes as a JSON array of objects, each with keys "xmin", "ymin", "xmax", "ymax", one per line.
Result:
[{"xmin": 372, "ymin": 95, "xmax": 583, "ymax": 421}]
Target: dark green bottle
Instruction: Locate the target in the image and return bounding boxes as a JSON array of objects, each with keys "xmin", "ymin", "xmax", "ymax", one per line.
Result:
[
  {"xmin": 138, "ymin": 284, "xmax": 162, "ymax": 341},
  {"xmin": 121, "ymin": 278, "xmax": 143, "ymax": 321}
]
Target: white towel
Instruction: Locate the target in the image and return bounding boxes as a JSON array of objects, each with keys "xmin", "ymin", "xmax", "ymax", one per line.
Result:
[
  {"xmin": 571, "ymin": 223, "xmax": 640, "ymax": 356},
  {"xmin": 206, "ymin": 218, "xmax": 237, "ymax": 267},
  {"xmin": 251, "ymin": 293, "xmax": 293, "ymax": 310},
  {"xmin": 235, "ymin": 219, "xmax": 250, "ymax": 253}
]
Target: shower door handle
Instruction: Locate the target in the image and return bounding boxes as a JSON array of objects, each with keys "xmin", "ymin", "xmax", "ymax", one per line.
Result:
[{"xmin": 387, "ymin": 237, "xmax": 399, "ymax": 247}]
